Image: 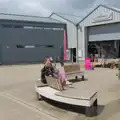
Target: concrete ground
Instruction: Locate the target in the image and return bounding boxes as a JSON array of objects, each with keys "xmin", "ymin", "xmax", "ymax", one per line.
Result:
[{"xmin": 0, "ymin": 64, "xmax": 120, "ymax": 120}]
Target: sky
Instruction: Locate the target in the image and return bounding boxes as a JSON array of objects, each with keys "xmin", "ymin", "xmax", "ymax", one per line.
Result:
[{"xmin": 0, "ymin": 0, "xmax": 120, "ymax": 18}]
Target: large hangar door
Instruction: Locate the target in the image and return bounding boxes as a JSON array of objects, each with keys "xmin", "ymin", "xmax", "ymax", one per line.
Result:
[{"xmin": 0, "ymin": 27, "xmax": 64, "ymax": 64}]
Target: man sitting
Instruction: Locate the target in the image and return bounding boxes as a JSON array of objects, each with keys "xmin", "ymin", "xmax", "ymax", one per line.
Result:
[{"xmin": 41, "ymin": 58, "xmax": 54, "ymax": 84}]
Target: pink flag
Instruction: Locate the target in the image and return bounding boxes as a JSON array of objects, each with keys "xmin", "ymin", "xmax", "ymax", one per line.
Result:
[{"xmin": 64, "ymin": 31, "xmax": 67, "ymax": 60}]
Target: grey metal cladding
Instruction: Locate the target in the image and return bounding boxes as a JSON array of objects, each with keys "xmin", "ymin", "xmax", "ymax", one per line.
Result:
[
  {"xmin": 88, "ymin": 23, "xmax": 120, "ymax": 41},
  {"xmin": 0, "ymin": 13, "xmax": 62, "ymax": 23},
  {"xmin": 0, "ymin": 23, "xmax": 64, "ymax": 64}
]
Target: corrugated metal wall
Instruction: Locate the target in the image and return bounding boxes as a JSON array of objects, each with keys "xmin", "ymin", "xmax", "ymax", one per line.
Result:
[
  {"xmin": 80, "ymin": 6, "xmax": 120, "ymax": 27},
  {"xmin": 50, "ymin": 14, "xmax": 77, "ymax": 48},
  {"xmin": 0, "ymin": 21, "xmax": 64, "ymax": 64},
  {"xmin": 88, "ymin": 23, "xmax": 120, "ymax": 41}
]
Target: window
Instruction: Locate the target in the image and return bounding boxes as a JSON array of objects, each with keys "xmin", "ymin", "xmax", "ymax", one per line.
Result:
[
  {"xmin": 16, "ymin": 45, "xmax": 35, "ymax": 48},
  {"xmin": 45, "ymin": 45, "xmax": 54, "ymax": 48},
  {"xmin": 34, "ymin": 44, "xmax": 54, "ymax": 48},
  {"xmin": 34, "ymin": 26, "xmax": 43, "ymax": 29},
  {"xmin": 14, "ymin": 25, "xmax": 23, "ymax": 28},
  {"xmin": 43, "ymin": 28, "xmax": 64, "ymax": 30},
  {"xmin": 2, "ymin": 24, "xmax": 13, "ymax": 28},
  {"xmin": 16, "ymin": 45, "xmax": 24, "ymax": 48},
  {"xmin": 25, "ymin": 45, "xmax": 35, "ymax": 48},
  {"xmin": 16, "ymin": 44, "xmax": 54, "ymax": 48},
  {"xmin": 0, "ymin": 24, "xmax": 64, "ymax": 31},
  {"xmin": 1, "ymin": 24, "xmax": 24, "ymax": 28},
  {"xmin": 52, "ymin": 28, "xmax": 64, "ymax": 31},
  {"xmin": 24, "ymin": 26, "xmax": 34, "ymax": 29}
]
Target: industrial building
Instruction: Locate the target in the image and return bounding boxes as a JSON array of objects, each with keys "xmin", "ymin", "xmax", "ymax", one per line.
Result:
[
  {"xmin": 0, "ymin": 13, "xmax": 66, "ymax": 64},
  {"xmin": 51, "ymin": 5, "xmax": 120, "ymax": 61},
  {"xmin": 1, "ymin": 4, "xmax": 120, "ymax": 64}
]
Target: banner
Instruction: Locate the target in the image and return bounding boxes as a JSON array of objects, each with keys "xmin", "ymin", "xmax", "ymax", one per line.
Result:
[
  {"xmin": 64, "ymin": 31, "xmax": 68, "ymax": 60},
  {"xmin": 85, "ymin": 57, "xmax": 92, "ymax": 70}
]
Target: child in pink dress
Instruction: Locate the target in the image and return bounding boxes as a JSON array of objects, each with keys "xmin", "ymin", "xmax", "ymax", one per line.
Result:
[
  {"xmin": 52, "ymin": 62, "xmax": 72, "ymax": 86},
  {"xmin": 58, "ymin": 62, "xmax": 66, "ymax": 86}
]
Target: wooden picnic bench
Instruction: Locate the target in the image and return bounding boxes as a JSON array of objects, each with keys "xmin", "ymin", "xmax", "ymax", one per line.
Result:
[{"xmin": 64, "ymin": 64, "xmax": 84, "ymax": 80}]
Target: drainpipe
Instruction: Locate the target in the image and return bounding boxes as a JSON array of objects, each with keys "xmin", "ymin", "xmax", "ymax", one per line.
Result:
[
  {"xmin": 71, "ymin": 47, "xmax": 74, "ymax": 64},
  {"xmin": 76, "ymin": 24, "xmax": 79, "ymax": 63}
]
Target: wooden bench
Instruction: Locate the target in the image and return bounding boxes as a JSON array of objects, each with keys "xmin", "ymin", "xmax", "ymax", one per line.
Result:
[{"xmin": 64, "ymin": 64, "xmax": 84, "ymax": 80}]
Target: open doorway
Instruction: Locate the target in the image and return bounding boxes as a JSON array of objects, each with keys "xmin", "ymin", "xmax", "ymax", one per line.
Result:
[
  {"xmin": 88, "ymin": 43, "xmax": 98, "ymax": 57},
  {"xmin": 71, "ymin": 48, "xmax": 76, "ymax": 62},
  {"xmin": 88, "ymin": 41, "xmax": 119, "ymax": 59}
]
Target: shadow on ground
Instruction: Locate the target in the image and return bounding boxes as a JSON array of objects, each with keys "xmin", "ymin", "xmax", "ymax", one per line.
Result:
[
  {"xmin": 68, "ymin": 78, "xmax": 88, "ymax": 83},
  {"xmin": 40, "ymin": 97, "xmax": 104, "ymax": 117}
]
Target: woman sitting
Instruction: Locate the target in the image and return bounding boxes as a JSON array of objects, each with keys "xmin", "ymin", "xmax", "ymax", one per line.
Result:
[{"xmin": 41, "ymin": 58, "xmax": 54, "ymax": 84}]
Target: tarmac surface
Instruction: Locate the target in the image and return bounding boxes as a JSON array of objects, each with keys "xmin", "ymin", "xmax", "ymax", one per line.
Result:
[{"xmin": 0, "ymin": 63, "xmax": 120, "ymax": 120}]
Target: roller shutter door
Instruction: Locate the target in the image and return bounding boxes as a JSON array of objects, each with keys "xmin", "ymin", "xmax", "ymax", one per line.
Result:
[
  {"xmin": 0, "ymin": 27, "xmax": 64, "ymax": 64},
  {"xmin": 88, "ymin": 23, "xmax": 120, "ymax": 42}
]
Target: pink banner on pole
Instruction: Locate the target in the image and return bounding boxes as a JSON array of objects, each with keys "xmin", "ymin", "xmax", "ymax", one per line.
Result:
[
  {"xmin": 64, "ymin": 31, "xmax": 68, "ymax": 60},
  {"xmin": 85, "ymin": 58, "xmax": 92, "ymax": 70}
]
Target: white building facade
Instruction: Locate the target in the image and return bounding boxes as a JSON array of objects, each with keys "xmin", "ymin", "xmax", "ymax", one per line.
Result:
[
  {"xmin": 78, "ymin": 5, "xmax": 120, "ymax": 60},
  {"xmin": 50, "ymin": 5, "xmax": 120, "ymax": 62}
]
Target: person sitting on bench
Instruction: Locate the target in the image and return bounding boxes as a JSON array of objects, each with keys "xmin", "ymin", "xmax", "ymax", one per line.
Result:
[
  {"xmin": 41, "ymin": 58, "xmax": 54, "ymax": 84},
  {"xmin": 53, "ymin": 62, "xmax": 72, "ymax": 86},
  {"xmin": 58, "ymin": 62, "xmax": 66, "ymax": 86}
]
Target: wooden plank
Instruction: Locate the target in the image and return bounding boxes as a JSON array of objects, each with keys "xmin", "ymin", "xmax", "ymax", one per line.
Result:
[
  {"xmin": 64, "ymin": 64, "xmax": 80, "ymax": 73},
  {"xmin": 45, "ymin": 76, "xmax": 64, "ymax": 91},
  {"xmin": 64, "ymin": 64, "xmax": 84, "ymax": 80}
]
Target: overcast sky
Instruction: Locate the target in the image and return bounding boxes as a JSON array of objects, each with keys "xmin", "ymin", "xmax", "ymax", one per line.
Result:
[{"xmin": 0, "ymin": 0, "xmax": 120, "ymax": 17}]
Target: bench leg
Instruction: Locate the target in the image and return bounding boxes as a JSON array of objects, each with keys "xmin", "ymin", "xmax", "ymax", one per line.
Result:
[
  {"xmin": 36, "ymin": 92, "xmax": 42, "ymax": 101},
  {"xmin": 82, "ymin": 75, "xmax": 84, "ymax": 80},
  {"xmin": 85, "ymin": 106, "xmax": 93, "ymax": 117},
  {"xmin": 93, "ymin": 99, "xmax": 98, "ymax": 107},
  {"xmin": 93, "ymin": 99, "xmax": 98, "ymax": 116},
  {"xmin": 75, "ymin": 76, "xmax": 78, "ymax": 79},
  {"xmin": 85, "ymin": 99, "xmax": 98, "ymax": 117}
]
